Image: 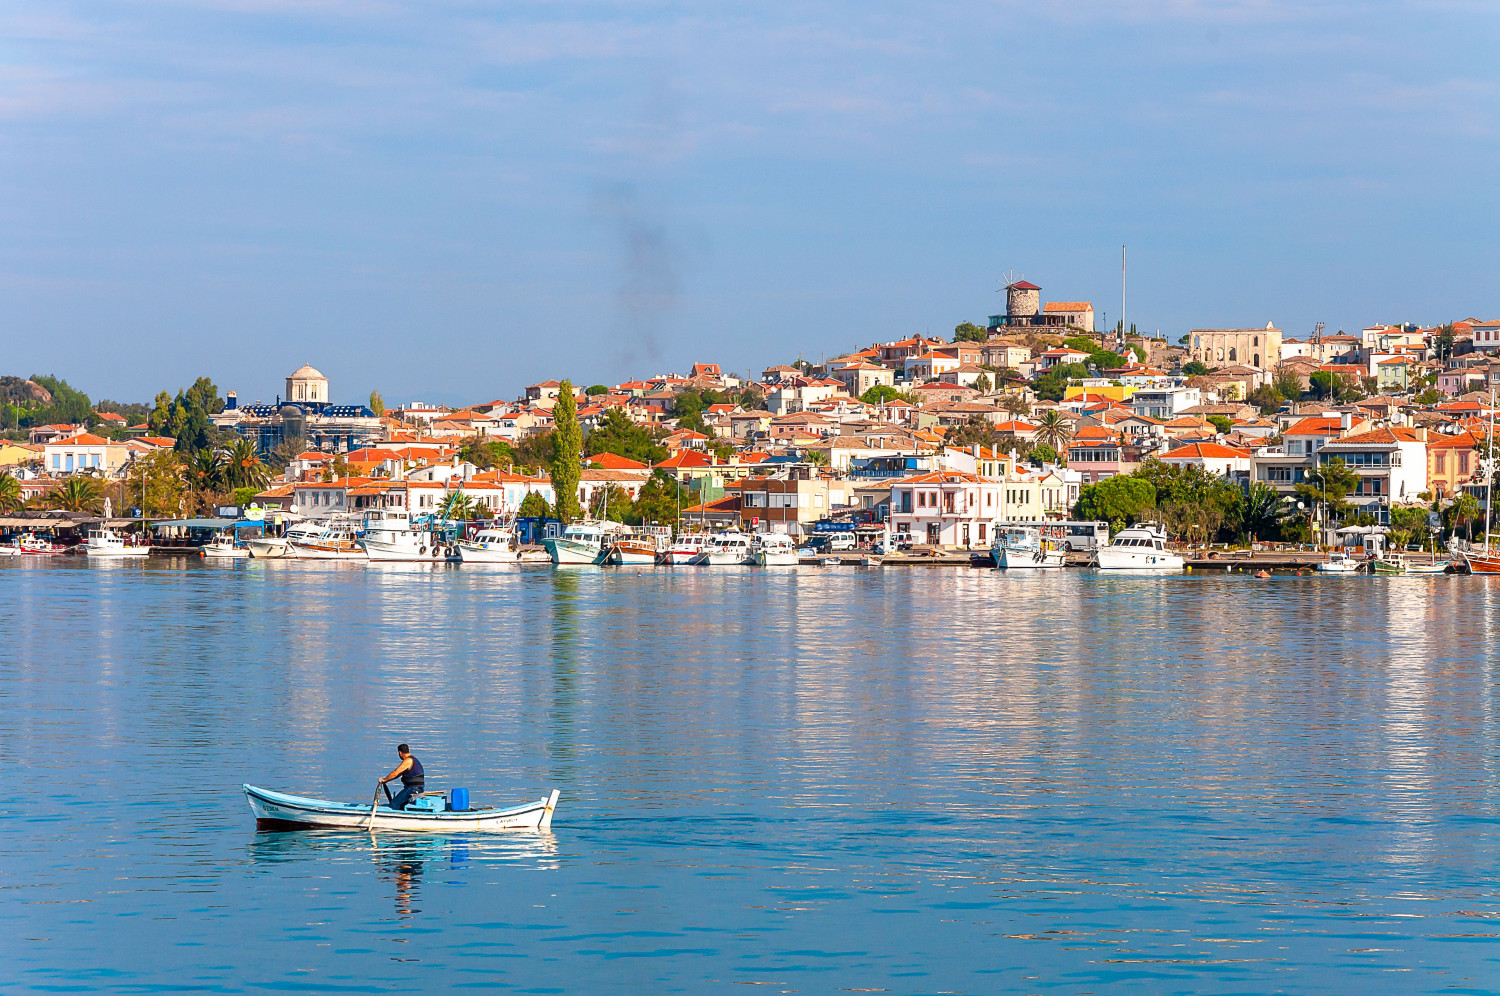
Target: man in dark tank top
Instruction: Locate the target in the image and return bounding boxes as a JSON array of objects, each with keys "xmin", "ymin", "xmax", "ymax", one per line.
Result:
[{"xmin": 379, "ymin": 743, "xmax": 426, "ymax": 810}]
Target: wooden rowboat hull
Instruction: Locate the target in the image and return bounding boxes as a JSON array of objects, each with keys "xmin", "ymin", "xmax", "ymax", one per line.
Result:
[
  {"xmin": 1463, "ymin": 552, "xmax": 1500, "ymax": 575},
  {"xmin": 243, "ymin": 784, "xmax": 559, "ymax": 833}
]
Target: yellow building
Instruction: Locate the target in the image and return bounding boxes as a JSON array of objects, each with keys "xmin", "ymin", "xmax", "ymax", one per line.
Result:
[
  {"xmin": 0, "ymin": 442, "xmax": 42, "ymax": 468},
  {"xmin": 1064, "ymin": 384, "xmax": 1131, "ymax": 403}
]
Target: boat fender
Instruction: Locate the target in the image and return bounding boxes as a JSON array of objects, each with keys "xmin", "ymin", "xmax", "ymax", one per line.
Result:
[{"xmin": 418, "ymin": 545, "xmax": 426, "ymax": 555}]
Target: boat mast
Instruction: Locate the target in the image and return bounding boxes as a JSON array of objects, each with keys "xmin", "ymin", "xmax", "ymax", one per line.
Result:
[{"xmin": 1487, "ymin": 390, "xmax": 1496, "ymax": 556}]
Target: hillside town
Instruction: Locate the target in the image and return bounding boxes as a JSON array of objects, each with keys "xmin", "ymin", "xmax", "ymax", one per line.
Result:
[{"xmin": 3, "ymin": 278, "xmax": 1498, "ymax": 564}]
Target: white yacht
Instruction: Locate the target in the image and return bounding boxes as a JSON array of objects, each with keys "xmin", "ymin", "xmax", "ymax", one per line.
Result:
[
  {"xmin": 201, "ymin": 534, "xmax": 251, "ymax": 559},
  {"xmin": 248, "ymin": 520, "xmax": 321, "ymax": 559},
  {"xmin": 691, "ymin": 531, "xmax": 753, "ymax": 566},
  {"xmin": 289, "ymin": 516, "xmax": 368, "ymax": 560},
  {"xmin": 664, "ymin": 533, "xmax": 708, "ymax": 565},
  {"xmin": 751, "ymin": 532, "xmax": 799, "ymax": 566},
  {"xmin": 361, "ymin": 509, "xmax": 456, "ymax": 562},
  {"xmin": 1093, "ymin": 524, "xmax": 1184, "ymax": 572},
  {"xmin": 544, "ymin": 522, "xmax": 611, "ymax": 565},
  {"xmin": 993, "ymin": 525, "xmax": 1066, "ymax": 570},
  {"xmin": 458, "ymin": 525, "xmax": 521, "ymax": 563},
  {"xmin": 84, "ymin": 527, "xmax": 149, "ymax": 558}
]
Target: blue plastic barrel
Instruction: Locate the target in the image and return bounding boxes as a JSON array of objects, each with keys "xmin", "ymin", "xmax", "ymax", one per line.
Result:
[{"xmin": 449, "ymin": 787, "xmax": 469, "ymax": 812}]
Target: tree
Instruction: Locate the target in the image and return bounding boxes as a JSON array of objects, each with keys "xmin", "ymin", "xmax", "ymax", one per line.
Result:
[
  {"xmin": 1247, "ymin": 385, "xmax": 1283, "ymax": 415},
  {"xmin": 369, "ymin": 390, "xmax": 386, "ymax": 416},
  {"xmin": 186, "ymin": 448, "xmax": 224, "ymax": 494},
  {"xmin": 130, "ymin": 450, "xmax": 188, "ymax": 518},
  {"xmin": 1032, "ymin": 443, "xmax": 1060, "ymax": 465},
  {"xmin": 860, "ymin": 384, "xmax": 904, "ymax": 405},
  {"xmin": 1074, "ymin": 476, "xmax": 1156, "ymax": 533},
  {"xmin": 1448, "ymin": 493, "xmax": 1482, "ymax": 543},
  {"xmin": 459, "ymin": 434, "xmax": 515, "ymax": 470},
  {"xmin": 629, "ymin": 470, "xmax": 692, "ymax": 527},
  {"xmin": 517, "ymin": 491, "xmax": 552, "ymax": 519},
  {"xmin": 230, "ymin": 486, "xmax": 261, "ymax": 507},
  {"xmin": 1388, "ymin": 504, "xmax": 1431, "ymax": 550},
  {"xmin": 48, "ymin": 476, "xmax": 104, "ymax": 513},
  {"xmin": 1182, "ymin": 361, "xmax": 1210, "ymax": 377},
  {"xmin": 1272, "ymin": 366, "xmax": 1304, "ymax": 401},
  {"xmin": 1240, "ymin": 482, "xmax": 1289, "ymax": 542},
  {"xmin": 1414, "ymin": 387, "xmax": 1445, "ymax": 406},
  {"xmin": 149, "ymin": 378, "xmax": 224, "ymax": 452},
  {"xmin": 953, "ymin": 321, "xmax": 987, "ymax": 343},
  {"xmin": 943, "ymin": 415, "xmax": 1002, "ymax": 450},
  {"xmin": 0, "ymin": 470, "xmax": 19, "ymax": 512},
  {"xmin": 1086, "ymin": 349, "xmax": 1127, "ymax": 371},
  {"xmin": 1433, "ymin": 323, "xmax": 1456, "ymax": 365},
  {"xmin": 972, "ymin": 372, "xmax": 992, "ymax": 394},
  {"xmin": 550, "ymin": 380, "xmax": 582, "ymax": 523},
  {"xmin": 1134, "ymin": 460, "xmax": 1245, "ymax": 540},
  {"xmin": 589, "ymin": 482, "xmax": 632, "ymax": 522},
  {"xmin": 222, "ymin": 438, "xmax": 271, "ymax": 489},
  {"xmin": 1206, "ymin": 415, "xmax": 1234, "ymax": 435},
  {"xmin": 585, "ymin": 407, "xmax": 667, "ymax": 464},
  {"xmin": 585, "ymin": 384, "xmax": 610, "ymax": 395},
  {"xmin": 1034, "ymin": 410, "xmax": 1073, "ymax": 452},
  {"xmin": 997, "ymin": 392, "xmax": 1031, "ymax": 417},
  {"xmin": 512, "ymin": 431, "xmax": 556, "ymax": 471},
  {"xmin": 439, "ymin": 491, "xmax": 477, "ymax": 521},
  {"xmin": 1309, "ymin": 370, "xmax": 1358, "ymax": 402},
  {"xmin": 1294, "ymin": 457, "xmax": 1359, "ymax": 521}
]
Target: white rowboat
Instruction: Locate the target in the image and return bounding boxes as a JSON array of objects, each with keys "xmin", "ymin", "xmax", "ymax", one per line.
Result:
[{"xmin": 243, "ymin": 784, "xmax": 559, "ymax": 833}]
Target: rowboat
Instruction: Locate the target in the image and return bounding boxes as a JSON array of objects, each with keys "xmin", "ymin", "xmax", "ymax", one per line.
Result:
[{"xmin": 243, "ymin": 784, "xmax": 559, "ymax": 833}]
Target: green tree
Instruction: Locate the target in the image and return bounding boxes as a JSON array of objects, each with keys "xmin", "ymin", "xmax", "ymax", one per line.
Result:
[
  {"xmin": 130, "ymin": 450, "xmax": 188, "ymax": 517},
  {"xmin": 517, "ymin": 491, "xmax": 552, "ymax": 519},
  {"xmin": 222, "ymin": 438, "xmax": 271, "ymax": 489},
  {"xmin": 48, "ymin": 476, "xmax": 104, "ymax": 513},
  {"xmin": 585, "ymin": 384, "xmax": 610, "ymax": 395},
  {"xmin": 1433, "ymin": 323, "xmax": 1456, "ymax": 365},
  {"xmin": 672, "ymin": 387, "xmax": 726, "ymax": 434},
  {"xmin": 1032, "ymin": 443, "xmax": 1060, "ymax": 465},
  {"xmin": 1034, "ymin": 410, "xmax": 1073, "ymax": 452},
  {"xmin": 629, "ymin": 470, "xmax": 693, "ymax": 527},
  {"xmin": 1272, "ymin": 366, "xmax": 1304, "ymax": 401},
  {"xmin": 585, "ymin": 407, "xmax": 668, "ymax": 464},
  {"xmin": 1294, "ymin": 457, "xmax": 1360, "ymax": 521},
  {"xmin": 997, "ymin": 392, "xmax": 1031, "ymax": 417},
  {"xmin": 1182, "ymin": 361, "xmax": 1210, "ymax": 377},
  {"xmin": 1387, "ymin": 504, "xmax": 1431, "ymax": 550},
  {"xmin": 0, "ymin": 470, "xmax": 21, "ymax": 511},
  {"xmin": 1206, "ymin": 415, "xmax": 1234, "ymax": 435},
  {"xmin": 1447, "ymin": 493, "xmax": 1482, "ymax": 543},
  {"xmin": 972, "ymin": 372, "xmax": 992, "ymax": 394},
  {"xmin": 1087, "ymin": 349, "xmax": 1127, "ymax": 370},
  {"xmin": 439, "ymin": 491, "xmax": 477, "ymax": 521},
  {"xmin": 589, "ymin": 482, "xmax": 632, "ymax": 522},
  {"xmin": 1074, "ymin": 475, "xmax": 1157, "ymax": 533},
  {"xmin": 1414, "ymin": 387, "xmax": 1445, "ymax": 406},
  {"xmin": 859, "ymin": 384, "xmax": 904, "ymax": 405},
  {"xmin": 1308, "ymin": 370, "xmax": 1359, "ymax": 402},
  {"xmin": 459, "ymin": 434, "xmax": 515, "ymax": 470},
  {"xmin": 1240, "ymin": 482, "xmax": 1289, "ymax": 542},
  {"xmin": 953, "ymin": 321, "xmax": 987, "ymax": 343},
  {"xmin": 1247, "ymin": 385, "xmax": 1283, "ymax": 415},
  {"xmin": 550, "ymin": 381, "xmax": 582, "ymax": 523},
  {"xmin": 369, "ymin": 390, "xmax": 386, "ymax": 416},
  {"xmin": 512, "ymin": 431, "xmax": 556, "ymax": 471},
  {"xmin": 230, "ymin": 486, "xmax": 261, "ymax": 507},
  {"xmin": 1134, "ymin": 460, "xmax": 1245, "ymax": 540}
]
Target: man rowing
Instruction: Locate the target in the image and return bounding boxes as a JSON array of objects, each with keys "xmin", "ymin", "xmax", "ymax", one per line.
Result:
[{"xmin": 379, "ymin": 743, "xmax": 425, "ymax": 810}]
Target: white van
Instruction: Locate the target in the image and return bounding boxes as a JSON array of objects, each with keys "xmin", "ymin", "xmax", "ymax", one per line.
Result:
[{"xmin": 825, "ymin": 533, "xmax": 856, "ymax": 552}]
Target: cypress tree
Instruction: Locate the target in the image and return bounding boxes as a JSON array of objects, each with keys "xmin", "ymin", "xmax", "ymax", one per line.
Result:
[{"xmin": 550, "ymin": 380, "xmax": 582, "ymax": 523}]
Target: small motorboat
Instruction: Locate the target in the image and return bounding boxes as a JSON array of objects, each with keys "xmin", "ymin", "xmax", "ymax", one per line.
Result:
[
  {"xmin": 1404, "ymin": 560, "xmax": 1451, "ymax": 576},
  {"xmin": 244, "ymin": 784, "xmax": 560, "ymax": 833},
  {"xmin": 201, "ymin": 534, "xmax": 251, "ymax": 559},
  {"xmin": 1314, "ymin": 551, "xmax": 1360, "ymax": 574}
]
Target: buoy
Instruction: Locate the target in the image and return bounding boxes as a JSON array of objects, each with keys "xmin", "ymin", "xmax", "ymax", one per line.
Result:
[{"xmin": 1255, "ymin": 570, "xmax": 1271, "ymax": 578}]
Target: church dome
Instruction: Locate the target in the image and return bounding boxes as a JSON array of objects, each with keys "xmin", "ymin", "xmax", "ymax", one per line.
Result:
[{"xmin": 289, "ymin": 363, "xmax": 325, "ymax": 380}]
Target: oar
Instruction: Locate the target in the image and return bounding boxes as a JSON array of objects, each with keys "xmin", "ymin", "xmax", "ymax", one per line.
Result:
[{"xmin": 365, "ymin": 781, "xmax": 382, "ymax": 831}]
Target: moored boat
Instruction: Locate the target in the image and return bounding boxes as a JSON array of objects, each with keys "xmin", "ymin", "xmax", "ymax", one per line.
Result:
[
  {"xmin": 690, "ymin": 531, "xmax": 753, "ymax": 566},
  {"xmin": 361, "ymin": 509, "xmax": 456, "ymax": 562},
  {"xmin": 544, "ymin": 522, "xmax": 612, "ymax": 565},
  {"xmin": 994, "ymin": 525, "xmax": 1066, "ymax": 570},
  {"xmin": 16, "ymin": 533, "xmax": 67, "ymax": 555},
  {"xmin": 248, "ymin": 520, "xmax": 321, "ymax": 559},
  {"xmin": 457, "ymin": 524, "xmax": 522, "ymax": 563},
  {"xmin": 1314, "ymin": 550, "xmax": 1360, "ymax": 574},
  {"xmin": 664, "ymin": 533, "xmax": 707, "ymax": 565},
  {"xmin": 1093, "ymin": 524, "xmax": 1184, "ymax": 572},
  {"xmin": 243, "ymin": 784, "xmax": 559, "ymax": 833},
  {"xmin": 751, "ymin": 532, "xmax": 799, "ymax": 566},
  {"xmin": 289, "ymin": 517, "xmax": 368, "ymax": 560},
  {"xmin": 201, "ymin": 534, "xmax": 251, "ymax": 559},
  {"xmin": 84, "ymin": 527, "xmax": 149, "ymax": 558},
  {"xmin": 1371, "ymin": 552, "xmax": 1406, "ymax": 575},
  {"xmin": 610, "ymin": 526, "xmax": 670, "ymax": 565}
]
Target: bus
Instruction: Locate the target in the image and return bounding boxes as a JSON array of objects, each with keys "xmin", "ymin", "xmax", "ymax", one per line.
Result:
[{"xmin": 1038, "ymin": 520, "xmax": 1109, "ymax": 552}]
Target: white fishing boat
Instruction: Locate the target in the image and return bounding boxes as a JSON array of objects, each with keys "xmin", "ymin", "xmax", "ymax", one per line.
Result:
[
  {"xmin": 1314, "ymin": 550, "xmax": 1360, "ymax": 574},
  {"xmin": 544, "ymin": 522, "xmax": 612, "ymax": 565},
  {"xmin": 752, "ymin": 532, "xmax": 799, "ymax": 566},
  {"xmin": 16, "ymin": 533, "xmax": 66, "ymax": 556},
  {"xmin": 664, "ymin": 533, "xmax": 707, "ymax": 565},
  {"xmin": 457, "ymin": 524, "xmax": 521, "ymax": 563},
  {"xmin": 1405, "ymin": 560, "xmax": 1451, "ymax": 576},
  {"xmin": 83, "ymin": 527, "xmax": 149, "ymax": 558},
  {"xmin": 0, "ymin": 543, "xmax": 19, "ymax": 557},
  {"xmin": 1093, "ymin": 524, "xmax": 1184, "ymax": 571},
  {"xmin": 690, "ymin": 531, "xmax": 753, "ymax": 565},
  {"xmin": 201, "ymin": 534, "xmax": 251, "ymax": 559},
  {"xmin": 247, "ymin": 520, "xmax": 321, "ymax": 559},
  {"xmin": 243, "ymin": 784, "xmax": 559, "ymax": 833},
  {"xmin": 361, "ymin": 509, "xmax": 456, "ymax": 562},
  {"xmin": 289, "ymin": 517, "xmax": 368, "ymax": 561},
  {"xmin": 994, "ymin": 525, "xmax": 1066, "ymax": 570}
]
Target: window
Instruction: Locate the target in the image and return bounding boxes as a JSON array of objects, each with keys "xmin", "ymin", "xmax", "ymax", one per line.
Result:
[
  {"xmin": 1460, "ymin": 453, "xmax": 1470, "ymax": 474},
  {"xmin": 1253, "ymin": 336, "xmax": 1259, "ymax": 346},
  {"xmin": 1228, "ymin": 348, "xmax": 1237, "ymax": 362},
  {"xmin": 1436, "ymin": 452, "xmax": 1446, "ymax": 473}
]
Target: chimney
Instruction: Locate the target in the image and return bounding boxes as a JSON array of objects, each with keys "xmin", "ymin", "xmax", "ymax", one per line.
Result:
[{"xmin": 1414, "ymin": 426, "xmax": 1427, "ymax": 442}]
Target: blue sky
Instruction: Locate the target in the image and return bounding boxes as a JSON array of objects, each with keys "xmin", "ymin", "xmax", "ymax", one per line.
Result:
[{"xmin": 1, "ymin": 1, "xmax": 1496, "ymax": 406}]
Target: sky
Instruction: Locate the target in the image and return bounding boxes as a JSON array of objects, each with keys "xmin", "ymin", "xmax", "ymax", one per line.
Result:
[{"xmin": 1, "ymin": 0, "xmax": 1497, "ymax": 407}]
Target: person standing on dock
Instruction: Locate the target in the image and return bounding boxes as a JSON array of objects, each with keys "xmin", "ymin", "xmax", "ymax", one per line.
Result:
[{"xmin": 379, "ymin": 743, "xmax": 425, "ymax": 810}]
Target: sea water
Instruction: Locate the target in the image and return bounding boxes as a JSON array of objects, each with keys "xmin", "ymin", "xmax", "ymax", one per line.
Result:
[{"xmin": 2, "ymin": 559, "xmax": 1498, "ymax": 993}]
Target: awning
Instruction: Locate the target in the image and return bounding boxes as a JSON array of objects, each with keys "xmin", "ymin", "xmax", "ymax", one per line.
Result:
[{"xmin": 151, "ymin": 518, "xmax": 245, "ymax": 529}]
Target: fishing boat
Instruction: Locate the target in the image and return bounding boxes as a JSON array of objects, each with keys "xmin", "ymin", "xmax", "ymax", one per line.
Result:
[
  {"xmin": 690, "ymin": 531, "xmax": 753, "ymax": 566},
  {"xmin": 993, "ymin": 525, "xmax": 1066, "ymax": 570},
  {"xmin": 16, "ymin": 533, "xmax": 67, "ymax": 556},
  {"xmin": 609, "ymin": 526, "xmax": 670, "ymax": 565},
  {"xmin": 84, "ymin": 527, "xmax": 149, "ymax": 558},
  {"xmin": 201, "ymin": 534, "xmax": 251, "ymax": 559},
  {"xmin": 664, "ymin": 533, "xmax": 707, "ymax": 565},
  {"xmin": 1093, "ymin": 524, "xmax": 1184, "ymax": 571},
  {"xmin": 457, "ymin": 524, "xmax": 521, "ymax": 563},
  {"xmin": 247, "ymin": 520, "xmax": 322, "ymax": 559},
  {"xmin": 1405, "ymin": 559, "xmax": 1451, "ymax": 575},
  {"xmin": 289, "ymin": 517, "xmax": 368, "ymax": 560},
  {"xmin": 361, "ymin": 509, "xmax": 456, "ymax": 562},
  {"xmin": 543, "ymin": 521, "xmax": 614, "ymax": 565},
  {"xmin": 1314, "ymin": 550, "xmax": 1360, "ymax": 574},
  {"xmin": 751, "ymin": 532, "xmax": 799, "ymax": 566},
  {"xmin": 243, "ymin": 784, "xmax": 560, "ymax": 833},
  {"xmin": 1371, "ymin": 552, "xmax": 1406, "ymax": 575},
  {"xmin": 0, "ymin": 542, "xmax": 18, "ymax": 557}
]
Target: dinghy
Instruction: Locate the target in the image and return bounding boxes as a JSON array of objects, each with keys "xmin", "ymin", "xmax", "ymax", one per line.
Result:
[{"xmin": 243, "ymin": 783, "xmax": 559, "ymax": 833}]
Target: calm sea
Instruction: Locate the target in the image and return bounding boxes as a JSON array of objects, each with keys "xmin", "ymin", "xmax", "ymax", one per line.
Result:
[{"xmin": 2, "ymin": 559, "xmax": 1498, "ymax": 994}]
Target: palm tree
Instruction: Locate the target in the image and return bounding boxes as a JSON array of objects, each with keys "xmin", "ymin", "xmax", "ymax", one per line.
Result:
[
  {"xmin": 439, "ymin": 491, "xmax": 476, "ymax": 521},
  {"xmin": 222, "ymin": 438, "xmax": 270, "ymax": 489},
  {"xmin": 1449, "ymin": 493, "xmax": 1482, "ymax": 544},
  {"xmin": 48, "ymin": 476, "xmax": 103, "ymax": 513},
  {"xmin": 187, "ymin": 448, "xmax": 224, "ymax": 493},
  {"xmin": 1035, "ymin": 410, "xmax": 1073, "ymax": 452},
  {"xmin": 1241, "ymin": 482, "xmax": 1287, "ymax": 543},
  {"xmin": 0, "ymin": 470, "xmax": 20, "ymax": 512}
]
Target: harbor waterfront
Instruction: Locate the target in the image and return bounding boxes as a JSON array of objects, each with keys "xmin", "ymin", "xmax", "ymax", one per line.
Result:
[{"xmin": 3, "ymin": 560, "xmax": 1500, "ymax": 992}]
